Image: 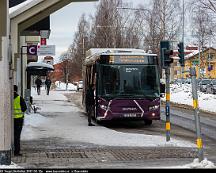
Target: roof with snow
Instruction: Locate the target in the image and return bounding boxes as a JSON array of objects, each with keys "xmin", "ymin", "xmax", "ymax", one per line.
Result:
[
  {"xmin": 26, "ymin": 62, "xmax": 54, "ymax": 76},
  {"xmin": 27, "ymin": 62, "xmax": 54, "ymax": 70},
  {"xmin": 86, "ymin": 48, "xmax": 157, "ymax": 59},
  {"xmin": 185, "ymin": 50, "xmax": 199, "ymax": 59},
  {"xmin": 185, "ymin": 47, "xmax": 216, "ymax": 59},
  {"xmin": 85, "ymin": 48, "xmax": 157, "ymax": 65}
]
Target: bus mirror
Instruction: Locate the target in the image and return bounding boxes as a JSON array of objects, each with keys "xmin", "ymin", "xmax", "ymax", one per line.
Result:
[
  {"xmin": 160, "ymin": 93, "xmax": 165, "ymax": 98},
  {"xmin": 160, "ymin": 83, "xmax": 165, "ymax": 94}
]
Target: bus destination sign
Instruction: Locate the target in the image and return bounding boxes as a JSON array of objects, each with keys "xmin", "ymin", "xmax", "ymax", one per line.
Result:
[{"xmin": 110, "ymin": 55, "xmax": 146, "ymax": 64}]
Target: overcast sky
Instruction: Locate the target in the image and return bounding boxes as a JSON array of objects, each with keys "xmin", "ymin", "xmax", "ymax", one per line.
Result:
[{"xmin": 47, "ymin": 0, "xmax": 147, "ymax": 63}]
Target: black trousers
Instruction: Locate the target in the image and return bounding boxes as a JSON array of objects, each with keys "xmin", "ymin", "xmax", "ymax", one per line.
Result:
[
  {"xmin": 36, "ymin": 86, "xmax": 41, "ymax": 95},
  {"xmin": 14, "ymin": 118, "xmax": 24, "ymax": 154},
  {"xmin": 86, "ymin": 104, "xmax": 93, "ymax": 124},
  {"xmin": 46, "ymin": 86, "xmax": 51, "ymax": 95}
]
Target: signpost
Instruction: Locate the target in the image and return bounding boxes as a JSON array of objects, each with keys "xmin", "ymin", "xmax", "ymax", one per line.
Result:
[
  {"xmin": 40, "ymin": 38, "xmax": 47, "ymax": 45},
  {"xmin": 37, "ymin": 45, "xmax": 55, "ymax": 56},
  {"xmin": 27, "ymin": 45, "xmax": 37, "ymax": 56},
  {"xmin": 27, "ymin": 45, "xmax": 55, "ymax": 56}
]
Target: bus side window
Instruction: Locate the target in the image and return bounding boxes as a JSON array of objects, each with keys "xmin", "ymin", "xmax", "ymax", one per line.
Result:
[{"xmin": 105, "ymin": 82, "xmax": 112, "ymax": 94}]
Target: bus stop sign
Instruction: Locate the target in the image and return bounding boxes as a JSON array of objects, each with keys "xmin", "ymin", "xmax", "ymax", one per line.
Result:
[{"xmin": 27, "ymin": 45, "xmax": 38, "ymax": 56}]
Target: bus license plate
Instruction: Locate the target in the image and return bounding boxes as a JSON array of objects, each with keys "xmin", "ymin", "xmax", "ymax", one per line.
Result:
[{"xmin": 123, "ymin": 113, "xmax": 137, "ymax": 118}]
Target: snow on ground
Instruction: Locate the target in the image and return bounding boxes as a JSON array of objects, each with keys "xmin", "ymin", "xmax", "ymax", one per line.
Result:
[
  {"xmin": 158, "ymin": 158, "xmax": 215, "ymax": 169},
  {"xmin": 162, "ymin": 84, "xmax": 216, "ymax": 113},
  {"xmin": 0, "ymin": 162, "xmax": 22, "ymax": 169},
  {"xmin": 55, "ymin": 81, "xmax": 77, "ymax": 91},
  {"xmin": 21, "ymin": 111, "xmax": 195, "ymax": 148},
  {"xmin": 32, "ymin": 86, "xmax": 68, "ymax": 101},
  {"xmin": 184, "ymin": 158, "xmax": 215, "ymax": 169},
  {"xmin": 13, "ymin": 82, "xmax": 214, "ymax": 168},
  {"xmin": 24, "ymin": 87, "xmax": 196, "ymax": 148}
]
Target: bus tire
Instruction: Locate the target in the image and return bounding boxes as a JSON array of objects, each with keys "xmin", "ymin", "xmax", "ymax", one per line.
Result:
[{"xmin": 144, "ymin": 120, "xmax": 152, "ymax": 126}]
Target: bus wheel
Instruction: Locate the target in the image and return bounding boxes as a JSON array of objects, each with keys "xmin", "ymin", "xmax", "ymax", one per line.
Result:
[{"xmin": 144, "ymin": 120, "xmax": 152, "ymax": 126}]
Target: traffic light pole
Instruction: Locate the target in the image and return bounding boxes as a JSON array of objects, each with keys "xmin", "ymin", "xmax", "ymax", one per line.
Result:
[
  {"xmin": 160, "ymin": 41, "xmax": 172, "ymax": 142},
  {"xmin": 165, "ymin": 67, "xmax": 171, "ymax": 142},
  {"xmin": 190, "ymin": 67, "xmax": 204, "ymax": 162}
]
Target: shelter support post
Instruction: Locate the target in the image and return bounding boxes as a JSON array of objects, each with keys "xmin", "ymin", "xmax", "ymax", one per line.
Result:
[{"xmin": 0, "ymin": 0, "xmax": 12, "ymax": 165}]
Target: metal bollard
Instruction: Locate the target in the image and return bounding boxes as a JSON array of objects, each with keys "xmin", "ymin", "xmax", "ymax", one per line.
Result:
[{"xmin": 190, "ymin": 67, "xmax": 204, "ymax": 162}]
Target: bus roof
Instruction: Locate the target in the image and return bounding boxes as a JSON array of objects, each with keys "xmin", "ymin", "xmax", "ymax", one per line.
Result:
[
  {"xmin": 84, "ymin": 48, "xmax": 157, "ymax": 65},
  {"xmin": 86, "ymin": 48, "xmax": 157, "ymax": 58}
]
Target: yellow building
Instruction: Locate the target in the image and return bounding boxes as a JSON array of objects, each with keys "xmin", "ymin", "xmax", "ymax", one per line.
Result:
[{"xmin": 173, "ymin": 47, "xmax": 216, "ymax": 79}]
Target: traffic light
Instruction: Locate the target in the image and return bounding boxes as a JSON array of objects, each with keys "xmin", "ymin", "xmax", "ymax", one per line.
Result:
[
  {"xmin": 160, "ymin": 41, "xmax": 174, "ymax": 68},
  {"xmin": 178, "ymin": 42, "xmax": 185, "ymax": 67}
]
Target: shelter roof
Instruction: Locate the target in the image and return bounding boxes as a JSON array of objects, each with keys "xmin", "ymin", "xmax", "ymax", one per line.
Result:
[
  {"xmin": 26, "ymin": 62, "xmax": 54, "ymax": 70},
  {"xmin": 9, "ymin": 0, "xmax": 43, "ymax": 18}
]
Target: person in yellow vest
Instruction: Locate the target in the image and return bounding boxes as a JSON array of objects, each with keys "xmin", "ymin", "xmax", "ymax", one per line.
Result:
[{"xmin": 14, "ymin": 85, "xmax": 27, "ymax": 156}]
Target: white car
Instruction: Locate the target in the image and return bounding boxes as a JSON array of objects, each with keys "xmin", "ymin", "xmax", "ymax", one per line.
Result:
[{"xmin": 77, "ymin": 80, "xmax": 83, "ymax": 91}]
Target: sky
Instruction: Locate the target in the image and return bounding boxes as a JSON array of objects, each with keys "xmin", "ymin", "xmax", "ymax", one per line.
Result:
[{"xmin": 47, "ymin": 0, "xmax": 147, "ymax": 63}]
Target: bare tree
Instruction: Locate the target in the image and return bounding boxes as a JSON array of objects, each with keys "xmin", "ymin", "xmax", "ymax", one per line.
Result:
[
  {"xmin": 195, "ymin": 0, "xmax": 216, "ymax": 14},
  {"xmin": 64, "ymin": 0, "xmax": 183, "ymax": 80},
  {"xmin": 191, "ymin": 8, "xmax": 214, "ymax": 47},
  {"xmin": 137, "ymin": 0, "xmax": 182, "ymax": 54},
  {"xmin": 66, "ymin": 14, "xmax": 90, "ymax": 80},
  {"xmin": 89, "ymin": 0, "xmax": 124, "ymax": 48}
]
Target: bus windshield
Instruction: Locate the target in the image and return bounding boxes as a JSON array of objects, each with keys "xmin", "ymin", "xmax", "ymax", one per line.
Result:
[{"xmin": 98, "ymin": 65, "xmax": 160, "ymax": 99}]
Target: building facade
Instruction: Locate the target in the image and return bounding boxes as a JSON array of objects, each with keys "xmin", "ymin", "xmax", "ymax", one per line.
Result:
[
  {"xmin": 172, "ymin": 45, "xmax": 198, "ymax": 80},
  {"xmin": 184, "ymin": 47, "xmax": 216, "ymax": 79},
  {"xmin": 171, "ymin": 45, "xmax": 216, "ymax": 79}
]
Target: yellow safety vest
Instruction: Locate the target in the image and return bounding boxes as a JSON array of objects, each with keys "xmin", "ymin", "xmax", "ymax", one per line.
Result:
[{"xmin": 14, "ymin": 96, "xmax": 24, "ymax": 119}]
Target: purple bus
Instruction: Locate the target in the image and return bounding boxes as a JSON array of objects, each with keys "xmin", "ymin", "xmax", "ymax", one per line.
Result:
[{"xmin": 83, "ymin": 48, "xmax": 161, "ymax": 125}]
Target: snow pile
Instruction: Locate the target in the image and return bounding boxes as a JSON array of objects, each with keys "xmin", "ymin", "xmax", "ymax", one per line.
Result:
[
  {"xmin": 185, "ymin": 158, "xmax": 216, "ymax": 168},
  {"xmin": 55, "ymin": 81, "xmax": 77, "ymax": 91},
  {"xmin": 162, "ymin": 84, "xmax": 216, "ymax": 113},
  {"xmin": 22, "ymin": 113, "xmax": 50, "ymax": 140},
  {"xmin": 0, "ymin": 162, "xmax": 22, "ymax": 169}
]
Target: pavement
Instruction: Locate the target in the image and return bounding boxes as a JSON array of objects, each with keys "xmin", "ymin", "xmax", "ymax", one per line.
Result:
[{"xmin": 11, "ymin": 90, "xmax": 214, "ymax": 169}]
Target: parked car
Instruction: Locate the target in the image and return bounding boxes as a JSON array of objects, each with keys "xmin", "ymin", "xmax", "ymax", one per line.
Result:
[
  {"xmin": 77, "ymin": 80, "xmax": 83, "ymax": 91},
  {"xmin": 185, "ymin": 78, "xmax": 191, "ymax": 84},
  {"xmin": 173, "ymin": 79, "xmax": 187, "ymax": 84},
  {"xmin": 209, "ymin": 79, "xmax": 216, "ymax": 94},
  {"xmin": 199, "ymin": 79, "xmax": 212, "ymax": 92}
]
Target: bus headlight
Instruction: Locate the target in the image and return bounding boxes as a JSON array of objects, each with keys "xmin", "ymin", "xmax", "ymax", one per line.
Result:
[
  {"xmin": 100, "ymin": 105, "xmax": 108, "ymax": 111},
  {"xmin": 149, "ymin": 105, "xmax": 160, "ymax": 111}
]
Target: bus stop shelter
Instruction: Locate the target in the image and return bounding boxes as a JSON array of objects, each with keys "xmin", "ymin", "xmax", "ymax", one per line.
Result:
[{"xmin": 26, "ymin": 62, "xmax": 54, "ymax": 88}]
